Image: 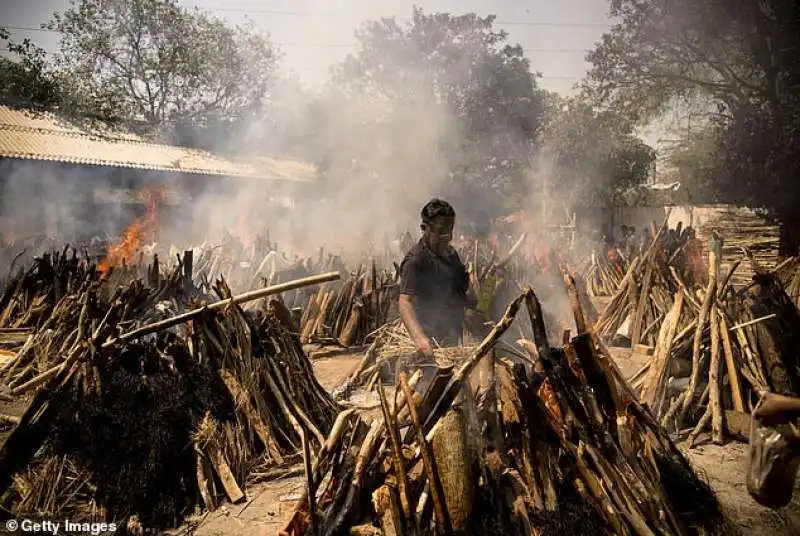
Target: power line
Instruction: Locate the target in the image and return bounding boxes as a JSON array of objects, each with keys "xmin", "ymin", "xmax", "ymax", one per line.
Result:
[
  {"xmin": 1, "ymin": 26, "xmax": 591, "ymax": 53},
  {"xmin": 189, "ymin": 5, "xmax": 610, "ymax": 27}
]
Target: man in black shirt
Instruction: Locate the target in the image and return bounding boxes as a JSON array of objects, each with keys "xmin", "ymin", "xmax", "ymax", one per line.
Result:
[{"xmin": 398, "ymin": 199, "xmax": 476, "ymax": 356}]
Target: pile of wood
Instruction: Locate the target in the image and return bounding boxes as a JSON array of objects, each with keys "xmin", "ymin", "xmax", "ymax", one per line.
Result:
[
  {"xmin": 575, "ymin": 251, "xmax": 625, "ymax": 297},
  {"xmin": 280, "ymin": 285, "xmax": 727, "ymax": 536},
  {"xmin": 693, "ymin": 206, "xmax": 780, "ymax": 288},
  {"xmin": 594, "ymin": 224, "xmax": 703, "ymax": 348},
  {"xmin": 299, "ymin": 262, "xmax": 398, "ymax": 347},
  {"xmin": 0, "ymin": 250, "xmax": 342, "ymax": 532},
  {"xmin": 624, "ymin": 234, "xmax": 800, "ymax": 445}
]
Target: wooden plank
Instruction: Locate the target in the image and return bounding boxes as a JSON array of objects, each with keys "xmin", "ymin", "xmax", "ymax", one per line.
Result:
[
  {"xmin": 206, "ymin": 442, "xmax": 245, "ymax": 504},
  {"xmin": 718, "ymin": 312, "xmax": 745, "ymax": 412},
  {"xmin": 641, "ymin": 292, "xmax": 684, "ymax": 408},
  {"xmin": 220, "ymin": 369, "xmax": 284, "ymax": 465}
]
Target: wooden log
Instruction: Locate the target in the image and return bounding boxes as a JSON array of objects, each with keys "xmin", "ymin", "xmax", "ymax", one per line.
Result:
[
  {"xmin": 195, "ymin": 442, "xmax": 217, "ymax": 511},
  {"xmin": 205, "ymin": 440, "xmax": 245, "ymax": 504},
  {"xmin": 313, "ymin": 292, "xmax": 333, "ymax": 338},
  {"xmin": 219, "ymin": 369, "xmax": 284, "ymax": 465},
  {"xmin": 338, "ymin": 303, "xmax": 362, "ymax": 347},
  {"xmin": 377, "ymin": 381, "xmax": 415, "ymax": 526},
  {"xmin": 709, "ymin": 302, "xmax": 724, "ymax": 444},
  {"xmin": 103, "ymin": 271, "xmax": 341, "ymax": 348},
  {"xmin": 687, "ymin": 406, "xmax": 712, "ymax": 449},
  {"xmin": 431, "ymin": 401, "xmax": 474, "ymax": 532},
  {"xmin": 398, "ymin": 372, "xmax": 451, "ymax": 534},
  {"xmin": 718, "ymin": 313, "xmax": 745, "ymax": 412},
  {"xmin": 641, "ymin": 292, "xmax": 684, "ymax": 408},
  {"xmin": 301, "ymin": 429, "xmax": 317, "ymax": 536},
  {"xmin": 631, "ymin": 257, "xmax": 655, "ymax": 348},
  {"xmin": 372, "ymin": 485, "xmax": 402, "ymax": 536},
  {"xmin": 680, "ymin": 233, "xmax": 720, "ymax": 422}
]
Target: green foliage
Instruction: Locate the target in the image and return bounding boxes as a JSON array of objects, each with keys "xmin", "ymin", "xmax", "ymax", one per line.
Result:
[
  {"xmin": 0, "ymin": 27, "xmax": 63, "ymax": 110},
  {"xmin": 328, "ymin": 9, "xmax": 547, "ymax": 222},
  {"xmin": 540, "ymin": 96, "xmax": 656, "ymax": 207},
  {"xmin": 585, "ymin": 0, "xmax": 800, "ymax": 215},
  {"xmin": 45, "ymin": 0, "xmax": 278, "ymax": 145}
]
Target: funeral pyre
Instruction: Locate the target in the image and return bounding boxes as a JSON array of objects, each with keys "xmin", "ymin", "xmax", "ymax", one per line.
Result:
[
  {"xmin": 279, "ymin": 283, "xmax": 727, "ymax": 535},
  {"xmin": 591, "ymin": 220, "xmax": 800, "ymax": 446},
  {"xmin": 0, "ymin": 247, "xmax": 341, "ymax": 531}
]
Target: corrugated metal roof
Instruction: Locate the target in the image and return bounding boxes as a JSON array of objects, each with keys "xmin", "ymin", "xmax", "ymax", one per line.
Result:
[{"xmin": 0, "ymin": 105, "xmax": 317, "ymax": 182}]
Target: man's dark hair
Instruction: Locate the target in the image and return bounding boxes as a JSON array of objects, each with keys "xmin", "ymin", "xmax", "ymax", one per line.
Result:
[{"xmin": 421, "ymin": 199, "xmax": 456, "ymax": 224}]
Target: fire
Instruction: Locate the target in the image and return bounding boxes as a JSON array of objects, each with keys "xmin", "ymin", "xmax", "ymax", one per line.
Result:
[
  {"xmin": 234, "ymin": 207, "xmax": 256, "ymax": 252},
  {"xmin": 98, "ymin": 186, "xmax": 168, "ymax": 277}
]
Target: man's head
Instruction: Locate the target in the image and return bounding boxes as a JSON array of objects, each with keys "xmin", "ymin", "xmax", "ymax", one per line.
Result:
[{"xmin": 420, "ymin": 198, "xmax": 456, "ymax": 253}]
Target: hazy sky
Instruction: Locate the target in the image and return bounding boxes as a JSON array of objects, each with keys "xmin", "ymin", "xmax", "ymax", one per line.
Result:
[{"xmin": 1, "ymin": 0, "xmax": 613, "ymax": 95}]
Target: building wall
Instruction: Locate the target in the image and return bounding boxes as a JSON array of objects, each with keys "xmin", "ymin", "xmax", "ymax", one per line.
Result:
[{"xmin": 0, "ymin": 158, "xmax": 311, "ymax": 244}]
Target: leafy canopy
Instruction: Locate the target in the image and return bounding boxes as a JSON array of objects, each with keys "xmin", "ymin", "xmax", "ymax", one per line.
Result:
[
  {"xmin": 538, "ymin": 95, "xmax": 656, "ymax": 208},
  {"xmin": 584, "ymin": 0, "xmax": 800, "ymax": 215},
  {"xmin": 0, "ymin": 27, "xmax": 63, "ymax": 111},
  {"xmin": 43, "ymin": 0, "xmax": 278, "ymax": 145},
  {"xmin": 331, "ymin": 9, "xmax": 547, "ymax": 218}
]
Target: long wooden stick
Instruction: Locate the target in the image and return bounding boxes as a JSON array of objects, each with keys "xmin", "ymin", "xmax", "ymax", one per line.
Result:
[
  {"xmin": 495, "ymin": 233, "xmax": 528, "ymax": 270},
  {"xmin": 398, "ymin": 372, "xmax": 451, "ymax": 535},
  {"xmin": 302, "ymin": 429, "xmax": 317, "ymax": 536},
  {"xmin": 679, "ymin": 233, "xmax": 720, "ymax": 421},
  {"xmin": 102, "ymin": 272, "xmax": 340, "ymax": 348},
  {"xmin": 709, "ymin": 303, "xmax": 724, "ymax": 444},
  {"xmin": 423, "ymin": 291, "xmax": 527, "ymax": 432},
  {"xmin": 377, "ymin": 379, "xmax": 416, "ymax": 529},
  {"xmin": 719, "ymin": 312, "xmax": 745, "ymax": 412}
]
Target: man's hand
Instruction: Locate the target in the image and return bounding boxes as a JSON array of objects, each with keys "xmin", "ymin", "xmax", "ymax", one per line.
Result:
[
  {"xmin": 754, "ymin": 391, "xmax": 800, "ymax": 418},
  {"xmin": 415, "ymin": 336, "xmax": 434, "ymax": 357}
]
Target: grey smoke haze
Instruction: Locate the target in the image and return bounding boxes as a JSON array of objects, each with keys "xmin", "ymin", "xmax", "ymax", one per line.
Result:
[{"xmin": 0, "ymin": 0, "xmax": 618, "ymax": 267}]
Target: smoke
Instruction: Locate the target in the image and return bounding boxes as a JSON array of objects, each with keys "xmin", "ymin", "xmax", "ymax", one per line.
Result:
[
  {"xmin": 154, "ymin": 5, "xmax": 524, "ymax": 263},
  {"xmin": 0, "ymin": 3, "xmax": 545, "ymax": 273},
  {"xmin": 0, "ymin": 159, "xmax": 153, "ymax": 245}
]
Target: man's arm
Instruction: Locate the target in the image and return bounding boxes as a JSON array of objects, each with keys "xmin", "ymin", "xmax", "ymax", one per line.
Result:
[
  {"xmin": 398, "ymin": 256, "xmax": 432, "ymax": 354},
  {"xmin": 755, "ymin": 392, "xmax": 800, "ymax": 418},
  {"xmin": 399, "ymin": 294, "xmax": 432, "ymax": 354}
]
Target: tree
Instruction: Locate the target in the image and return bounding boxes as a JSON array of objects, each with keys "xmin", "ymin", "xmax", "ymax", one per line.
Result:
[
  {"xmin": 0, "ymin": 28, "xmax": 63, "ymax": 110},
  {"xmin": 319, "ymin": 9, "xmax": 547, "ymax": 226},
  {"xmin": 46, "ymin": 0, "xmax": 279, "ymax": 147},
  {"xmin": 538, "ymin": 96, "xmax": 656, "ymax": 210},
  {"xmin": 584, "ymin": 0, "xmax": 800, "ymax": 217}
]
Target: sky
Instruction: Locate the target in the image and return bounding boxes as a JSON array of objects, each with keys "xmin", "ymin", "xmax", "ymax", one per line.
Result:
[{"xmin": 0, "ymin": 0, "xmax": 614, "ymax": 95}]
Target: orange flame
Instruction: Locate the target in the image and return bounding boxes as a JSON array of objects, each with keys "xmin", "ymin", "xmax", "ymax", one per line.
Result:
[
  {"xmin": 98, "ymin": 186, "xmax": 168, "ymax": 278},
  {"xmin": 234, "ymin": 207, "xmax": 256, "ymax": 252}
]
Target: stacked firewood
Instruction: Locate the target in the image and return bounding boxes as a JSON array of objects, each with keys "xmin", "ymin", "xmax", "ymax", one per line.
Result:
[
  {"xmin": 299, "ymin": 262, "xmax": 398, "ymax": 347},
  {"xmin": 693, "ymin": 206, "xmax": 780, "ymax": 288},
  {"xmin": 280, "ymin": 286, "xmax": 727, "ymax": 535},
  {"xmin": 620, "ymin": 233, "xmax": 800, "ymax": 445},
  {"xmin": 594, "ymin": 224, "xmax": 703, "ymax": 348},
  {"xmin": 575, "ymin": 251, "xmax": 625, "ymax": 297},
  {"xmin": 0, "ymin": 250, "xmax": 341, "ymax": 532}
]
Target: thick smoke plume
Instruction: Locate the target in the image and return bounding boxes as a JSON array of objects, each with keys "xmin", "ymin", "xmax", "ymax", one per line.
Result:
[{"xmin": 1, "ymin": 3, "xmax": 561, "ymax": 272}]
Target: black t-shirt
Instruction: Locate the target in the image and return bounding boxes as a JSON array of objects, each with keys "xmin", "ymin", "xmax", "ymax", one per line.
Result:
[{"xmin": 399, "ymin": 239, "xmax": 469, "ymax": 346}]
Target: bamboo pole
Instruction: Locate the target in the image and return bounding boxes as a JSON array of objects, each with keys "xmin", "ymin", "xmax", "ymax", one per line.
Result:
[{"xmin": 103, "ymin": 272, "xmax": 340, "ymax": 348}]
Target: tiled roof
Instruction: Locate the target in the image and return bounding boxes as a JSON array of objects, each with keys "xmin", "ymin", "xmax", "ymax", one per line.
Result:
[{"xmin": 0, "ymin": 106, "xmax": 317, "ymax": 182}]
